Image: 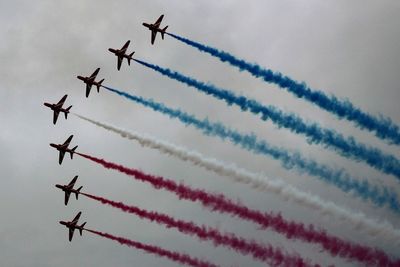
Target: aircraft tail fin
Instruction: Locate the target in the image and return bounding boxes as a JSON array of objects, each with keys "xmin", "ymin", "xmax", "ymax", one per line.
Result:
[
  {"xmin": 75, "ymin": 186, "xmax": 83, "ymax": 199},
  {"xmin": 161, "ymin": 26, "xmax": 168, "ymax": 39},
  {"xmin": 79, "ymin": 222, "xmax": 86, "ymax": 235},
  {"xmin": 97, "ymin": 79, "xmax": 104, "ymax": 92},
  {"xmin": 70, "ymin": 146, "xmax": 78, "ymax": 159},
  {"xmin": 65, "ymin": 106, "xmax": 72, "ymax": 119}
]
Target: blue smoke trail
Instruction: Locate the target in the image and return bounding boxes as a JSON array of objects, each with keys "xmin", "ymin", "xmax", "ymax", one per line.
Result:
[
  {"xmin": 166, "ymin": 32, "xmax": 400, "ymax": 146},
  {"xmin": 133, "ymin": 58, "xmax": 400, "ymax": 181},
  {"xmin": 103, "ymin": 85, "xmax": 400, "ymax": 214}
]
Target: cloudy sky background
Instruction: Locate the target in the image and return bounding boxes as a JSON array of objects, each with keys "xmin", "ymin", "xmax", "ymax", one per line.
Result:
[{"xmin": 1, "ymin": 0, "xmax": 399, "ymax": 266}]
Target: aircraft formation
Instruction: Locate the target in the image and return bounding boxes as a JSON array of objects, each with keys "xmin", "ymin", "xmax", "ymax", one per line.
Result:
[
  {"xmin": 43, "ymin": 13, "xmax": 400, "ymax": 267},
  {"xmin": 46, "ymin": 14, "xmax": 168, "ymax": 243}
]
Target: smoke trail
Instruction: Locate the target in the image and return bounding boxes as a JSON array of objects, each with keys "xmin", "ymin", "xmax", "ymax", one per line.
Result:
[
  {"xmin": 82, "ymin": 192, "xmax": 311, "ymax": 266},
  {"xmin": 166, "ymin": 32, "xmax": 400, "ymax": 146},
  {"xmin": 74, "ymin": 113, "xmax": 400, "ymax": 224},
  {"xmin": 99, "ymin": 87, "xmax": 400, "ymax": 214},
  {"xmin": 85, "ymin": 228, "xmax": 217, "ymax": 267},
  {"xmin": 132, "ymin": 58, "xmax": 400, "ymax": 180},
  {"xmin": 77, "ymin": 152, "xmax": 400, "ymax": 266}
]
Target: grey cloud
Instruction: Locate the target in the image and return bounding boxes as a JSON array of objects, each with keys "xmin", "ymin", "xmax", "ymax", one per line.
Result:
[{"xmin": 1, "ymin": 0, "xmax": 399, "ymax": 266}]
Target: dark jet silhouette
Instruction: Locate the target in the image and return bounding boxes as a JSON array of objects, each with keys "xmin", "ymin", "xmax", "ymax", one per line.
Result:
[
  {"xmin": 77, "ymin": 68, "xmax": 104, "ymax": 97},
  {"xmin": 143, "ymin": 14, "xmax": 168, "ymax": 45},
  {"xmin": 50, "ymin": 135, "xmax": 78, "ymax": 165},
  {"xmin": 44, "ymin": 95, "xmax": 72, "ymax": 124},
  {"xmin": 55, "ymin": 175, "xmax": 82, "ymax": 205},
  {"xmin": 59, "ymin": 212, "xmax": 86, "ymax": 242},
  {"xmin": 108, "ymin": 40, "xmax": 135, "ymax": 70}
]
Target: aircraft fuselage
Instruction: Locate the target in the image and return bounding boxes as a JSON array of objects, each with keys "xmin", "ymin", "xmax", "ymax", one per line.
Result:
[
  {"xmin": 108, "ymin": 48, "xmax": 120, "ymax": 55},
  {"xmin": 77, "ymin": 76, "xmax": 100, "ymax": 86},
  {"xmin": 59, "ymin": 221, "xmax": 84, "ymax": 231},
  {"xmin": 44, "ymin": 102, "xmax": 54, "ymax": 109},
  {"xmin": 55, "ymin": 184, "xmax": 70, "ymax": 191},
  {"xmin": 142, "ymin": 23, "xmax": 152, "ymax": 29},
  {"xmin": 55, "ymin": 184, "xmax": 80, "ymax": 194},
  {"xmin": 55, "ymin": 184, "xmax": 64, "ymax": 190},
  {"xmin": 108, "ymin": 48, "xmax": 132, "ymax": 59},
  {"xmin": 44, "ymin": 103, "xmax": 69, "ymax": 113},
  {"xmin": 142, "ymin": 23, "xmax": 163, "ymax": 32},
  {"xmin": 76, "ymin": 75, "xmax": 87, "ymax": 82},
  {"xmin": 59, "ymin": 220, "xmax": 70, "ymax": 227},
  {"xmin": 50, "ymin": 143, "xmax": 73, "ymax": 153},
  {"xmin": 50, "ymin": 143, "xmax": 63, "ymax": 151}
]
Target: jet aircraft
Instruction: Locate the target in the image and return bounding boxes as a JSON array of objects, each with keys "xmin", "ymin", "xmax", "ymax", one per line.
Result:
[
  {"xmin": 77, "ymin": 68, "xmax": 104, "ymax": 97},
  {"xmin": 55, "ymin": 175, "xmax": 82, "ymax": 205},
  {"xmin": 142, "ymin": 14, "xmax": 168, "ymax": 45},
  {"xmin": 59, "ymin": 212, "xmax": 86, "ymax": 242},
  {"xmin": 108, "ymin": 40, "xmax": 135, "ymax": 70},
  {"xmin": 44, "ymin": 95, "xmax": 72, "ymax": 124},
  {"xmin": 50, "ymin": 135, "xmax": 78, "ymax": 165}
]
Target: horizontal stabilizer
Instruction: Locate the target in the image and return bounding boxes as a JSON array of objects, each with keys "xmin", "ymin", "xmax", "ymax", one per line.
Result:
[
  {"xmin": 70, "ymin": 146, "xmax": 78, "ymax": 159},
  {"xmin": 79, "ymin": 222, "xmax": 86, "ymax": 235},
  {"xmin": 75, "ymin": 186, "xmax": 83, "ymax": 199},
  {"xmin": 128, "ymin": 52, "xmax": 135, "ymax": 65},
  {"xmin": 161, "ymin": 26, "xmax": 168, "ymax": 39},
  {"xmin": 65, "ymin": 106, "xmax": 72, "ymax": 119},
  {"xmin": 97, "ymin": 79, "xmax": 104, "ymax": 92}
]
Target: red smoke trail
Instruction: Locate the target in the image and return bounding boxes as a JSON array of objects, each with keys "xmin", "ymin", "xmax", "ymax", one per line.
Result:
[
  {"xmin": 82, "ymin": 192, "xmax": 312, "ymax": 266},
  {"xmin": 77, "ymin": 152, "xmax": 399, "ymax": 266},
  {"xmin": 85, "ymin": 228, "xmax": 217, "ymax": 267}
]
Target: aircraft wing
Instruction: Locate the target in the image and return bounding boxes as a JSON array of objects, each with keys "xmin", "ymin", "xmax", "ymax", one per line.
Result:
[
  {"xmin": 68, "ymin": 176, "xmax": 78, "ymax": 187},
  {"xmin": 86, "ymin": 84, "xmax": 92, "ymax": 97},
  {"xmin": 121, "ymin": 40, "xmax": 130, "ymax": 52},
  {"xmin": 53, "ymin": 110, "xmax": 60, "ymax": 125},
  {"xmin": 151, "ymin": 30, "xmax": 157, "ymax": 45},
  {"xmin": 63, "ymin": 135, "xmax": 74, "ymax": 146},
  {"xmin": 64, "ymin": 191, "xmax": 71, "ymax": 205},
  {"xmin": 154, "ymin": 14, "xmax": 164, "ymax": 27},
  {"xmin": 89, "ymin": 68, "xmax": 100, "ymax": 79},
  {"xmin": 59, "ymin": 151, "xmax": 66, "ymax": 165},
  {"xmin": 72, "ymin": 212, "xmax": 82, "ymax": 224},
  {"xmin": 56, "ymin": 95, "xmax": 68, "ymax": 106},
  {"xmin": 117, "ymin": 56, "xmax": 123, "ymax": 71},
  {"xmin": 69, "ymin": 227, "xmax": 75, "ymax": 242}
]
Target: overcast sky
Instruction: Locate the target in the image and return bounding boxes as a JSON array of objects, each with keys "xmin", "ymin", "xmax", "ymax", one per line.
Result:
[{"xmin": 1, "ymin": 1, "xmax": 399, "ymax": 266}]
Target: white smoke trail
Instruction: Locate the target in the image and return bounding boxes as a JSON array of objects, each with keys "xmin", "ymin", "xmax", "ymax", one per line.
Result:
[{"xmin": 74, "ymin": 113, "xmax": 400, "ymax": 245}]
